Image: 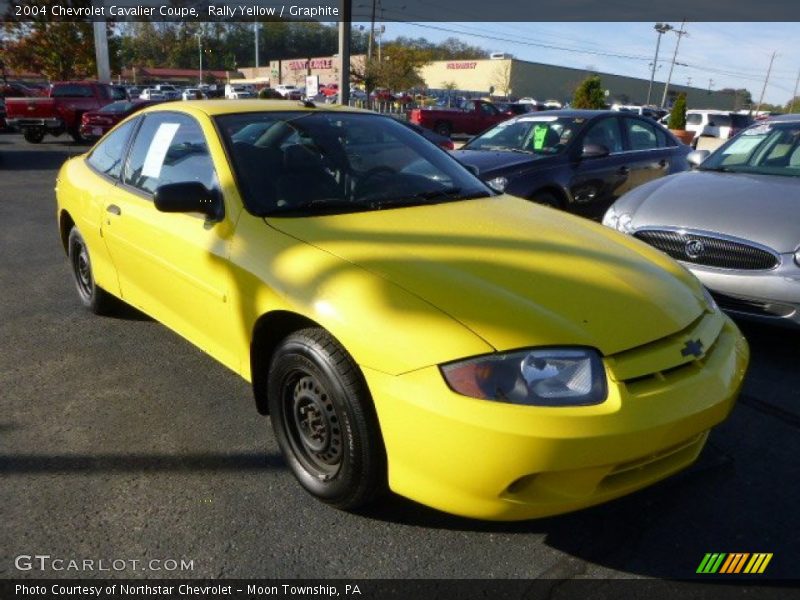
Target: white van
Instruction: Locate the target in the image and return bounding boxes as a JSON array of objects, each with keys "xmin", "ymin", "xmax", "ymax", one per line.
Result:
[{"xmin": 225, "ymin": 84, "xmax": 255, "ymax": 99}]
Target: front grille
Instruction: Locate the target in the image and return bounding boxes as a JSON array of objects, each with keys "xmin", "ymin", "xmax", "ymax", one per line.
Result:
[{"xmin": 634, "ymin": 229, "xmax": 779, "ymax": 270}]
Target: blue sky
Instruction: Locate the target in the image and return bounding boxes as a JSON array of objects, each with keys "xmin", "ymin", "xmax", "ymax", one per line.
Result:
[{"xmin": 370, "ymin": 22, "xmax": 799, "ymax": 105}]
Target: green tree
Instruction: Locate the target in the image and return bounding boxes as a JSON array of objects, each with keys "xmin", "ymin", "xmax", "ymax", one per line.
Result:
[
  {"xmin": 572, "ymin": 75, "xmax": 605, "ymax": 109},
  {"xmin": 668, "ymin": 93, "xmax": 687, "ymax": 129}
]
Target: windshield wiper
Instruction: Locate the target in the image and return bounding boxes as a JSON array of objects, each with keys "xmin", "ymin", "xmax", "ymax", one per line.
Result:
[{"xmin": 265, "ymin": 198, "xmax": 372, "ymax": 216}]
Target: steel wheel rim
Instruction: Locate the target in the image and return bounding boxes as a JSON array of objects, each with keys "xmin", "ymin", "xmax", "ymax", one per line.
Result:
[
  {"xmin": 72, "ymin": 240, "xmax": 93, "ymax": 299},
  {"xmin": 283, "ymin": 372, "xmax": 343, "ymax": 479}
]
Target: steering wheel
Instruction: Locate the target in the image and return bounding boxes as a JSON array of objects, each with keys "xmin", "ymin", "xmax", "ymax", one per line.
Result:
[{"xmin": 354, "ymin": 166, "xmax": 397, "ymax": 197}]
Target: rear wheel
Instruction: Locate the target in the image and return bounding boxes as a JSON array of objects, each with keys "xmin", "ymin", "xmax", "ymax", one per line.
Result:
[
  {"xmin": 23, "ymin": 128, "xmax": 45, "ymax": 144},
  {"xmin": 267, "ymin": 328, "xmax": 386, "ymax": 510},
  {"xmin": 67, "ymin": 227, "xmax": 116, "ymax": 315},
  {"xmin": 433, "ymin": 121, "xmax": 452, "ymax": 137}
]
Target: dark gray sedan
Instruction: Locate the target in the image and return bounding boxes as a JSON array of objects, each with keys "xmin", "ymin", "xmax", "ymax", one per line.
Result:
[
  {"xmin": 603, "ymin": 115, "xmax": 800, "ymax": 328},
  {"xmin": 452, "ymin": 110, "xmax": 690, "ymax": 219}
]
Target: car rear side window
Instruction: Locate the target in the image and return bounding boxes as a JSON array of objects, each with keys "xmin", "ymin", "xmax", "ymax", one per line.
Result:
[
  {"xmin": 123, "ymin": 113, "xmax": 218, "ymax": 196},
  {"xmin": 52, "ymin": 85, "xmax": 94, "ymax": 98},
  {"xmin": 86, "ymin": 119, "xmax": 137, "ymax": 180},
  {"xmin": 686, "ymin": 113, "xmax": 703, "ymax": 125}
]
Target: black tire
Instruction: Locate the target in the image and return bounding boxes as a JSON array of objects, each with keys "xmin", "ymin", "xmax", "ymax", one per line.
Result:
[
  {"xmin": 268, "ymin": 328, "xmax": 386, "ymax": 510},
  {"xmin": 23, "ymin": 128, "xmax": 45, "ymax": 144},
  {"xmin": 67, "ymin": 227, "xmax": 116, "ymax": 315},
  {"xmin": 531, "ymin": 191, "xmax": 562, "ymax": 209},
  {"xmin": 433, "ymin": 121, "xmax": 452, "ymax": 137}
]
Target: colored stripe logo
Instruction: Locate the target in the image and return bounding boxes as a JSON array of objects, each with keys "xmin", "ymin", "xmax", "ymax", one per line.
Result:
[{"xmin": 697, "ymin": 553, "xmax": 773, "ymax": 574}]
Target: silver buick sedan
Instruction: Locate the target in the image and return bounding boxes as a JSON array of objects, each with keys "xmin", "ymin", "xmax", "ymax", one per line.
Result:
[{"xmin": 603, "ymin": 115, "xmax": 800, "ymax": 328}]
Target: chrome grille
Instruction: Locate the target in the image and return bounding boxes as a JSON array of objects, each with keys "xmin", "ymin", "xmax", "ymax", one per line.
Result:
[{"xmin": 634, "ymin": 229, "xmax": 779, "ymax": 270}]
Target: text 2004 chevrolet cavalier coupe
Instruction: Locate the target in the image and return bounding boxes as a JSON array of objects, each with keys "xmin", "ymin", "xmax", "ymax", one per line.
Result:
[{"xmin": 56, "ymin": 101, "xmax": 748, "ymax": 520}]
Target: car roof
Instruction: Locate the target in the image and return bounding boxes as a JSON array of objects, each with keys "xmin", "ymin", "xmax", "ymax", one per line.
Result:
[
  {"xmin": 136, "ymin": 99, "xmax": 374, "ymax": 117},
  {"xmin": 508, "ymin": 109, "xmax": 617, "ymax": 119},
  {"xmin": 765, "ymin": 113, "xmax": 800, "ymax": 123}
]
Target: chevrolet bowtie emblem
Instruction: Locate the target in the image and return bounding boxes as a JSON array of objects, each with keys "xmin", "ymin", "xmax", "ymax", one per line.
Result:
[{"xmin": 681, "ymin": 339, "xmax": 704, "ymax": 358}]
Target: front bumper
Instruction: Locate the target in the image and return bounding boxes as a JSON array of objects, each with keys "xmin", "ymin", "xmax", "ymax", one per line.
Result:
[
  {"xmin": 688, "ymin": 256, "xmax": 800, "ymax": 328},
  {"xmin": 364, "ymin": 316, "xmax": 748, "ymax": 520}
]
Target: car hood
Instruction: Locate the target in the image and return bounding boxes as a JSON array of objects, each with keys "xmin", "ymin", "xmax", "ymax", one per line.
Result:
[
  {"xmin": 628, "ymin": 170, "xmax": 800, "ymax": 253},
  {"xmin": 267, "ymin": 196, "xmax": 706, "ymax": 357},
  {"xmin": 452, "ymin": 149, "xmax": 544, "ymax": 175}
]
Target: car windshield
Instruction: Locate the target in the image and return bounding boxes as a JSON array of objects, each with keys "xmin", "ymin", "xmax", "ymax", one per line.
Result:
[
  {"xmin": 99, "ymin": 101, "xmax": 136, "ymax": 114},
  {"xmin": 462, "ymin": 116, "xmax": 582, "ymax": 155},
  {"xmin": 699, "ymin": 122, "xmax": 800, "ymax": 177},
  {"xmin": 216, "ymin": 111, "xmax": 493, "ymax": 216}
]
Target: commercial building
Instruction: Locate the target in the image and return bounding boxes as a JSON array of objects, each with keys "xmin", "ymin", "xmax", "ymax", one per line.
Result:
[{"xmin": 421, "ymin": 58, "xmax": 739, "ymax": 110}]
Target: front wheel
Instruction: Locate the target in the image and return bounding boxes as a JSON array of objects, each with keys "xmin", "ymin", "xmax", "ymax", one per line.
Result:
[
  {"xmin": 268, "ymin": 328, "xmax": 386, "ymax": 510},
  {"xmin": 67, "ymin": 227, "xmax": 116, "ymax": 315},
  {"xmin": 531, "ymin": 191, "xmax": 562, "ymax": 209}
]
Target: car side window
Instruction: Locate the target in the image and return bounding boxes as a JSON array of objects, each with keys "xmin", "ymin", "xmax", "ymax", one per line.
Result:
[
  {"xmin": 582, "ymin": 118, "xmax": 624, "ymax": 153},
  {"xmin": 123, "ymin": 113, "xmax": 218, "ymax": 196},
  {"xmin": 85, "ymin": 119, "xmax": 137, "ymax": 180},
  {"xmin": 52, "ymin": 85, "xmax": 93, "ymax": 98},
  {"xmin": 623, "ymin": 119, "xmax": 659, "ymax": 151}
]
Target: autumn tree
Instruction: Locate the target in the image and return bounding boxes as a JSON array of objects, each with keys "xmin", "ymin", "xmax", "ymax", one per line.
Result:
[{"xmin": 3, "ymin": 9, "xmax": 117, "ymax": 80}]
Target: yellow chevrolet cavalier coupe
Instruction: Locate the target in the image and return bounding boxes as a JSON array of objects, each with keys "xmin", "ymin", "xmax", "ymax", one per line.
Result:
[{"xmin": 55, "ymin": 101, "xmax": 749, "ymax": 520}]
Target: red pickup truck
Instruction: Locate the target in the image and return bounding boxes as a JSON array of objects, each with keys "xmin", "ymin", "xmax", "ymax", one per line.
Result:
[
  {"xmin": 407, "ymin": 99, "xmax": 512, "ymax": 138},
  {"xmin": 5, "ymin": 81, "xmax": 121, "ymax": 143}
]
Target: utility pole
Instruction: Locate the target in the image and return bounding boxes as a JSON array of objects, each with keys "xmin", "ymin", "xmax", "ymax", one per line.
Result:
[
  {"xmin": 660, "ymin": 19, "xmax": 688, "ymax": 108},
  {"xmin": 647, "ymin": 23, "xmax": 672, "ymax": 106},
  {"xmin": 790, "ymin": 69, "xmax": 800, "ymax": 113},
  {"xmin": 91, "ymin": 0, "xmax": 111, "ymax": 83},
  {"xmin": 338, "ymin": 0, "xmax": 351, "ymax": 105},
  {"xmin": 367, "ymin": 0, "xmax": 376, "ymax": 60},
  {"xmin": 754, "ymin": 51, "xmax": 777, "ymax": 115}
]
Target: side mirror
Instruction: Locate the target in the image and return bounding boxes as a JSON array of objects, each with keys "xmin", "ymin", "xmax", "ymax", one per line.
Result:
[
  {"xmin": 154, "ymin": 182, "xmax": 222, "ymax": 220},
  {"xmin": 582, "ymin": 144, "xmax": 610, "ymax": 159},
  {"xmin": 687, "ymin": 149, "xmax": 710, "ymax": 168}
]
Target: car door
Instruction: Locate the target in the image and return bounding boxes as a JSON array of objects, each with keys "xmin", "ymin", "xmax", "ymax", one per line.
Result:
[
  {"xmin": 101, "ymin": 111, "xmax": 239, "ymax": 372},
  {"xmin": 569, "ymin": 116, "xmax": 630, "ymax": 216},
  {"xmin": 619, "ymin": 116, "xmax": 675, "ymax": 191}
]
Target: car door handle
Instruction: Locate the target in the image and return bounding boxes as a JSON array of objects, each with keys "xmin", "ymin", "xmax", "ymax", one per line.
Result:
[
  {"xmin": 106, "ymin": 204, "xmax": 121, "ymax": 216},
  {"xmin": 658, "ymin": 159, "xmax": 668, "ymax": 168},
  {"xmin": 617, "ymin": 166, "xmax": 630, "ymax": 175}
]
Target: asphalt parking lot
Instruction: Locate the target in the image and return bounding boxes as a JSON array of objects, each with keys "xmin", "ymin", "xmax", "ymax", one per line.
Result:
[{"xmin": 1, "ymin": 131, "xmax": 798, "ymax": 581}]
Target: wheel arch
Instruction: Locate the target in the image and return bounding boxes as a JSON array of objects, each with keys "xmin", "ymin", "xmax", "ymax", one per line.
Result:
[
  {"xmin": 528, "ymin": 185, "xmax": 570, "ymax": 208},
  {"xmin": 59, "ymin": 209, "xmax": 75, "ymax": 255},
  {"xmin": 250, "ymin": 310, "xmax": 326, "ymax": 415}
]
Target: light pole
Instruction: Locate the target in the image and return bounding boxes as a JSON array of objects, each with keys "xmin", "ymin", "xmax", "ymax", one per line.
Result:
[
  {"xmin": 196, "ymin": 31, "xmax": 203, "ymax": 85},
  {"xmin": 754, "ymin": 52, "xmax": 777, "ymax": 115},
  {"xmin": 647, "ymin": 23, "xmax": 672, "ymax": 106},
  {"xmin": 661, "ymin": 20, "xmax": 688, "ymax": 108}
]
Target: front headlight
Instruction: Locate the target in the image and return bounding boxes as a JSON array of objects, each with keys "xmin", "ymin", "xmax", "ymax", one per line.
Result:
[
  {"xmin": 602, "ymin": 207, "xmax": 634, "ymax": 233},
  {"xmin": 441, "ymin": 348, "xmax": 607, "ymax": 407},
  {"xmin": 795, "ymin": 247, "xmax": 800, "ymax": 267},
  {"xmin": 486, "ymin": 176, "xmax": 508, "ymax": 192}
]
